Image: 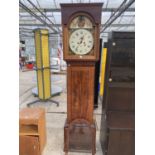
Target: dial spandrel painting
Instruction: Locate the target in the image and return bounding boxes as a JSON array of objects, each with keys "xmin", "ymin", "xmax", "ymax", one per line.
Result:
[{"xmin": 70, "ymin": 15, "xmax": 93, "ymax": 29}]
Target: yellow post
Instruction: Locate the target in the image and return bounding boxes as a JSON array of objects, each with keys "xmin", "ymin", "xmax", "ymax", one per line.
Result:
[
  {"xmin": 99, "ymin": 47, "xmax": 107, "ymax": 96},
  {"xmin": 34, "ymin": 29, "xmax": 51, "ymax": 100}
]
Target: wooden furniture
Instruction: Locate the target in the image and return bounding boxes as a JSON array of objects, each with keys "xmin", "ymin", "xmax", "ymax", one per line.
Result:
[
  {"xmin": 105, "ymin": 82, "xmax": 135, "ymax": 111},
  {"xmin": 19, "ymin": 108, "xmax": 46, "ymax": 155},
  {"xmin": 61, "ymin": 3, "xmax": 103, "ymax": 154},
  {"xmin": 100, "ymin": 32, "xmax": 135, "ymax": 155},
  {"xmin": 104, "ymin": 32, "xmax": 135, "ymax": 111},
  {"xmin": 106, "ymin": 111, "xmax": 135, "ymax": 155}
]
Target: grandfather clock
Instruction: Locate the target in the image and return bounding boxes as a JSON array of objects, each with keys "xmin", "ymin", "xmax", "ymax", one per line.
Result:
[{"xmin": 61, "ymin": 3, "xmax": 103, "ymax": 154}]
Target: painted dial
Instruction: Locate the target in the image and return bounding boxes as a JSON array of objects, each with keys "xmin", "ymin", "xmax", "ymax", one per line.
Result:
[{"xmin": 69, "ymin": 29, "xmax": 94, "ymax": 55}]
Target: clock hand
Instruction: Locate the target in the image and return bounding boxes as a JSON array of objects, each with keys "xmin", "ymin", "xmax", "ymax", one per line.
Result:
[
  {"xmin": 81, "ymin": 35, "xmax": 86, "ymax": 46},
  {"xmin": 75, "ymin": 46, "xmax": 79, "ymax": 51},
  {"xmin": 77, "ymin": 38, "xmax": 83, "ymax": 44},
  {"xmin": 79, "ymin": 36, "xmax": 84, "ymax": 44},
  {"xmin": 76, "ymin": 35, "xmax": 85, "ymax": 51},
  {"xmin": 75, "ymin": 47, "xmax": 78, "ymax": 50}
]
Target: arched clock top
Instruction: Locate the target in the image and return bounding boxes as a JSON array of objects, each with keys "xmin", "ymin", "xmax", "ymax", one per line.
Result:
[{"xmin": 68, "ymin": 13, "xmax": 95, "ymax": 29}]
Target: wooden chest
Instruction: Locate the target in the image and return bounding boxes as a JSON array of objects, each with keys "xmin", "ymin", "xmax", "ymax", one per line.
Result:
[{"xmin": 19, "ymin": 108, "xmax": 46, "ymax": 155}]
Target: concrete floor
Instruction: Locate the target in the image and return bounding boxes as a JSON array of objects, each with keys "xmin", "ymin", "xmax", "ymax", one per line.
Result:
[{"xmin": 19, "ymin": 70, "xmax": 104, "ymax": 155}]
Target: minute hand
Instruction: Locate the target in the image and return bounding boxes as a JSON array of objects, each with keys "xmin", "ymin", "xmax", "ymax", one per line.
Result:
[
  {"xmin": 80, "ymin": 35, "xmax": 85, "ymax": 44},
  {"xmin": 75, "ymin": 35, "xmax": 85, "ymax": 51}
]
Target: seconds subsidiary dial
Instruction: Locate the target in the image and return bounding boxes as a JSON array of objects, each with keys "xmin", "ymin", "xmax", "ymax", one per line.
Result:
[{"xmin": 69, "ymin": 29, "xmax": 94, "ymax": 55}]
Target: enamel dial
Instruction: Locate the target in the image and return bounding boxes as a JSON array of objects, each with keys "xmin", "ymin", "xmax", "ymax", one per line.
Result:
[{"xmin": 69, "ymin": 29, "xmax": 94, "ymax": 55}]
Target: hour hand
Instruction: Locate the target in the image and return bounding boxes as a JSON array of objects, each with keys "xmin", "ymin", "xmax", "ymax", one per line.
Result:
[
  {"xmin": 77, "ymin": 40, "xmax": 82, "ymax": 44},
  {"xmin": 79, "ymin": 36, "xmax": 84, "ymax": 44}
]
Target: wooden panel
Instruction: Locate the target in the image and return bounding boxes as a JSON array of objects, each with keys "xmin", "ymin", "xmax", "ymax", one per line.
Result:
[
  {"xmin": 19, "ymin": 108, "xmax": 44, "ymax": 124},
  {"xmin": 107, "ymin": 130, "xmax": 134, "ymax": 155},
  {"xmin": 69, "ymin": 124, "xmax": 93, "ymax": 151},
  {"xmin": 38, "ymin": 111, "xmax": 46, "ymax": 152},
  {"xmin": 19, "ymin": 136, "xmax": 40, "ymax": 155},
  {"xmin": 105, "ymin": 111, "xmax": 135, "ymax": 155},
  {"xmin": 19, "ymin": 124, "xmax": 38, "ymax": 136},
  {"xmin": 106, "ymin": 86, "xmax": 135, "ymax": 111},
  {"xmin": 107, "ymin": 111, "xmax": 135, "ymax": 130},
  {"xmin": 64, "ymin": 121, "xmax": 96, "ymax": 153},
  {"xmin": 110, "ymin": 67, "xmax": 135, "ymax": 82},
  {"xmin": 67, "ymin": 65, "xmax": 95, "ymax": 123}
]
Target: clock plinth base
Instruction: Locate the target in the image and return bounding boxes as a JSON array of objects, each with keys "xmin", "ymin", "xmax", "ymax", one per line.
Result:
[{"xmin": 64, "ymin": 119, "xmax": 96, "ymax": 155}]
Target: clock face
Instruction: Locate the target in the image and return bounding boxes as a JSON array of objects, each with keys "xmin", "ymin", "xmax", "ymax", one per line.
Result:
[{"xmin": 69, "ymin": 29, "xmax": 94, "ymax": 55}]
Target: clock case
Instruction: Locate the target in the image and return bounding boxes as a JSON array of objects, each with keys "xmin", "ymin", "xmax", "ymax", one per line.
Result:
[{"xmin": 61, "ymin": 3, "xmax": 103, "ymax": 155}]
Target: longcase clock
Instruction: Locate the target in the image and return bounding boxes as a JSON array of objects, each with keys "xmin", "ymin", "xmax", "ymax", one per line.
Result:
[{"xmin": 61, "ymin": 3, "xmax": 103, "ymax": 155}]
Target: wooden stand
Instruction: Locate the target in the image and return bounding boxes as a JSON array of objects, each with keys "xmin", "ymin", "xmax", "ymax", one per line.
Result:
[{"xmin": 19, "ymin": 108, "xmax": 46, "ymax": 155}]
